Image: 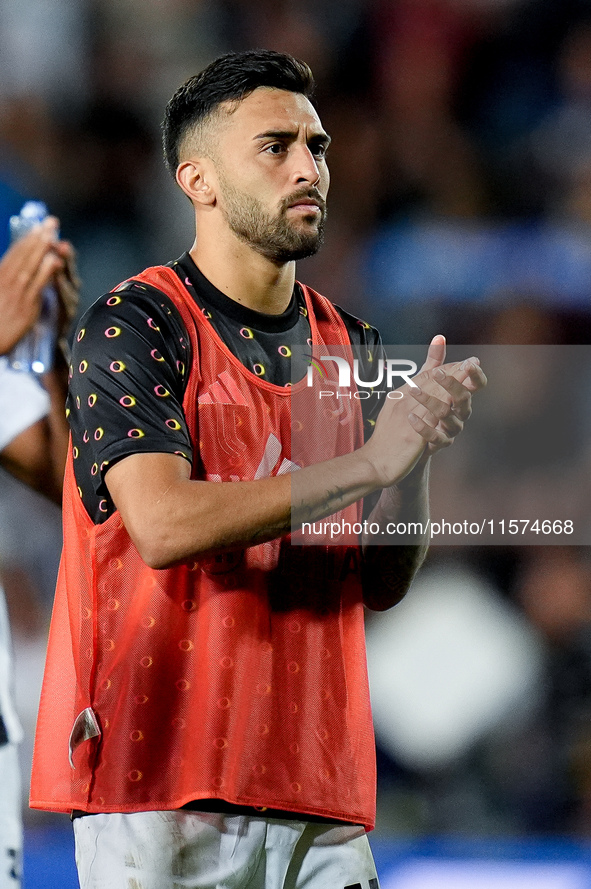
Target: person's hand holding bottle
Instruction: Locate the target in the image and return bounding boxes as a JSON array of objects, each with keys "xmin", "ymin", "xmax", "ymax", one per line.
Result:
[{"xmin": 0, "ymin": 215, "xmax": 79, "ymax": 357}]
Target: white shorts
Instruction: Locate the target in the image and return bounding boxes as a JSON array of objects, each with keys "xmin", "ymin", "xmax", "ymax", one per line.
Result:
[
  {"xmin": 0, "ymin": 744, "xmax": 21, "ymax": 888},
  {"xmin": 73, "ymin": 809, "xmax": 380, "ymax": 889}
]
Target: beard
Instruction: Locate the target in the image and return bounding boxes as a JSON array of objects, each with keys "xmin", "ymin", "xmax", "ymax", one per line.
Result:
[{"xmin": 217, "ymin": 174, "xmax": 326, "ymax": 263}]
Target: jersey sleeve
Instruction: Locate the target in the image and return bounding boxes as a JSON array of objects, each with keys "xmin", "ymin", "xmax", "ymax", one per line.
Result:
[{"xmin": 68, "ymin": 282, "xmax": 193, "ymax": 523}]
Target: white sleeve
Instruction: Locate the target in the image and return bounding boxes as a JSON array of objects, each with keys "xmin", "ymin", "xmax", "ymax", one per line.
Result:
[{"xmin": 0, "ymin": 358, "xmax": 50, "ymax": 452}]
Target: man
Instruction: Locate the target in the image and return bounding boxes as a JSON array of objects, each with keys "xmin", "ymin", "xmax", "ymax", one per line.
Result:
[
  {"xmin": 0, "ymin": 217, "xmax": 77, "ymax": 887},
  {"xmin": 31, "ymin": 51, "xmax": 485, "ymax": 888}
]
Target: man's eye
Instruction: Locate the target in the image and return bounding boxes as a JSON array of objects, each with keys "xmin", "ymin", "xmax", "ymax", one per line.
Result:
[
  {"xmin": 310, "ymin": 143, "xmax": 328, "ymax": 159},
  {"xmin": 266, "ymin": 143, "xmax": 285, "ymax": 154}
]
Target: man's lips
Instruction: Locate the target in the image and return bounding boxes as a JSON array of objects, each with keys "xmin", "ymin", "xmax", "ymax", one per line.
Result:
[{"xmin": 286, "ymin": 198, "xmax": 324, "ymax": 214}]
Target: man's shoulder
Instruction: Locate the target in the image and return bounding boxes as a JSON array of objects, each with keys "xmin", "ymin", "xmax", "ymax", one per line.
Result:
[
  {"xmin": 297, "ymin": 283, "xmax": 382, "ymax": 348},
  {"xmin": 77, "ymin": 270, "xmax": 185, "ymax": 334}
]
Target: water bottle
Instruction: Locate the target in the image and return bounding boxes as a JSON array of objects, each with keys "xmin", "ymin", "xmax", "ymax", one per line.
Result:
[{"xmin": 8, "ymin": 201, "xmax": 59, "ymax": 375}]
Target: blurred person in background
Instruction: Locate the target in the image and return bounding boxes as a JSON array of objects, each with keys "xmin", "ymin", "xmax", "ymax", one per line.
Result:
[
  {"xmin": 0, "ymin": 219, "xmax": 77, "ymax": 886},
  {"xmin": 30, "ymin": 49, "xmax": 485, "ymax": 888}
]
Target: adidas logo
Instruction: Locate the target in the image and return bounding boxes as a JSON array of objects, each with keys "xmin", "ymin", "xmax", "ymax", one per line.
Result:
[{"xmin": 198, "ymin": 371, "xmax": 249, "ymax": 405}]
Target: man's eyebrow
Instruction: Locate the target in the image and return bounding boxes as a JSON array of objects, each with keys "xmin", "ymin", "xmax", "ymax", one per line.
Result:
[{"xmin": 253, "ymin": 129, "xmax": 332, "ymax": 145}]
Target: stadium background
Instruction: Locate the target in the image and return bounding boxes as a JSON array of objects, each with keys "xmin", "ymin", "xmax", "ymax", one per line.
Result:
[{"xmin": 1, "ymin": 0, "xmax": 591, "ymax": 885}]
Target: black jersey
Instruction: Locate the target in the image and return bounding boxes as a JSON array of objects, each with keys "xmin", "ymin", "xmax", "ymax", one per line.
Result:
[{"xmin": 69, "ymin": 253, "xmax": 384, "ymax": 523}]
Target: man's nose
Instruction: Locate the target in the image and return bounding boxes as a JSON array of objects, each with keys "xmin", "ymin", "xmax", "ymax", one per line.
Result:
[{"xmin": 292, "ymin": 145, "xmax": 321, "ymax": 186}]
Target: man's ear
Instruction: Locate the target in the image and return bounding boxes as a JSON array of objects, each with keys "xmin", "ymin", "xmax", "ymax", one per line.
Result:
[{"xmin": 176, "ymin": 159, "xmax": 216, "ymax": 206}]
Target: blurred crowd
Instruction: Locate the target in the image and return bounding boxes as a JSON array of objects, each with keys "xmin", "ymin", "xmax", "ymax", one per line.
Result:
[{"xmin": 1, "ymin": 0, "xmax": 591, "ymax": 844}]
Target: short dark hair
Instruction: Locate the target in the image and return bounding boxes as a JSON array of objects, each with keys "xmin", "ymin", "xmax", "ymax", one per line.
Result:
[{"xmin": 162, "ymin": 49, "xmax": 316, "ymax": 177}]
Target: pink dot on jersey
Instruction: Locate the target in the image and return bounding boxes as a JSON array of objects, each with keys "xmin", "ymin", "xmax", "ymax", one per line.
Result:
[
  {"xmin": 110, "ymin": 360, "xmax": 126, "ymax": 373},
  {"xmin": 147, "ymin": 318, "xmax": 160, "ymax": 331},
  {"xmin": 166, "ymin": 419, "xmax": 181, "ymax": 430},
  {"xmin": 83, "ymin": 430, "xmax": 89, "ymax": 443},
  {"xmin": 106, "ymin": 296, "xmax": 121, "ymax": 306},
  {"xmin": 95, "ymin": 428, "xmax": 104, "ymax": 441},
  {"xmin": 79, "ymin": 360, "xmax": 88, "ymax": 373},
  {"xmin": 278, "ymin": 345, "xmax": 291, "ymax": 357},
  {"xmin": 154, "ymin": 385, "xmax": 170, "ymax": 397},
  {"xmin": 240, "ymin": 327, "xmax": 254, "ymax": 339},
  {"xmin": 253, "ymin": 363, "xmax": 265, "ymax": 376},
  {"xmin": 98, "ymin": 499, "xmax": 108, "ymax": 513},
  {"xmin": 120, "ymin": 395, "xmax": 136, "ymax": 407},
  {"xmin": 128, "ymin": 428, "xmax": 145, "ymax": 439},
  {"xmin": 105, "ymin": 326, "xmax": 121, "ymax": 338},
  {"xmin": 77, "ymin": 329, "xmax": 86, "ymax": 342},
  {"xmin": 184, "ymin": 277, "xmax": 192, "ymax": 287},
  {"xmin": 151, "ymin": 349, "xmax": 164, "ymax": 362},
  {"xmin": 88, "ymin": 394, "xmax": 97, "ymax": 407},
  {"xmin": 91, "ymin": 463, "xmax": 98, "ymax": 476}
]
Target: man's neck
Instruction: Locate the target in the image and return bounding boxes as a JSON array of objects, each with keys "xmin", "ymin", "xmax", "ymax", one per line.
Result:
[{"xmin": 189, "ymin": 231, "xmax": 296, "ymax": 316}]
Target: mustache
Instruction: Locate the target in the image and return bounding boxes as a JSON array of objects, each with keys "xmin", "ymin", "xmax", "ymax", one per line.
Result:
[{"xmin": 281, "ymin": 188, "xmax": 327, "ymax": 214}]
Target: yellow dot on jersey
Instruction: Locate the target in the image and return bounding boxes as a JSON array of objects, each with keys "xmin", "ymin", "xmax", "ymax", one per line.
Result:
[
  {"xmin": 151, "ymin": 350, "xmax": 164, "ymax": 362},
  {"xmin": 120, "ymin": 395, "xmax": 136, "ymax": 407},
  {"xmin": 154, "ymin": 385, "xmax": 170, "ymax": 397},
  {"xmin": 278, "ymin": 345, "xmax": 291, "ymax": 357},
  {"xmin": 95, "ymin": 428, "xmax": 104, "ymax": 441},
  {"xmin": 88, "ymin": 394, "xmax": 97, "ymax": 407},
  {"xmin": 128, "ymin": 428, "xmax": 145, "ymax": 439},
  {"xmin": 73, "ymin": 447, "xmax": 79, "ymax": 459},
  {"xmin": 240, "ymin": 327, "xmax": 254, "ymax": 339},
  {"xmin": 253, "ymin": 363, "xmax": 265, "ymax": 376},
  {"xmin": 105, "ymin": 327, "xmax": 121, "ymax": 338},
  {"xmin": 79, "ymin": 360, "xmax": 88, "ymax": 373},
  {"xmin": 166, "ymin": 419, "xmax": 181, "ymax": 431},
  {"xmin": 147, "ymin": 318, "xmax": 160, "ymax": 331},
  {"xmin": 77, "ymin": 329, "xmax": 86, "ymax": 342},
  {"xmin": 91, "ymin": 463, "xmax": 98, "ymax": 476},
  {"xmin": 65, "ymin": 407, "xmax": 71, "ymax": 418},
  {"xmin": 110, "ymin": 361, "xmax": 126, "ymax": 373},
  {"xmin": 106, "ymin": 296, "xmax": 121, "ymax": 306}
]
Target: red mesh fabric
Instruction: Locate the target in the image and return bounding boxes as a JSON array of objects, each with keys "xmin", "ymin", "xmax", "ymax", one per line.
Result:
[{"xmin": 30, "ymin": 268, "xmax": 376, "ymax": 829}]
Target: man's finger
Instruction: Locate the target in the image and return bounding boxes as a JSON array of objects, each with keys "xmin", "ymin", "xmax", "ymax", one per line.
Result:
[{"xmin": 420, "ymin": 334, "xmax": 446, "ymax": 373}]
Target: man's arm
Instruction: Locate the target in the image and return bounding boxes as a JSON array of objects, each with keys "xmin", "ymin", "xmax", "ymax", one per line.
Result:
[
  {"xmin": 105, "ymin": 342, "xmax": 485, "ymax": 569},
  {"xmin": 360, "ymin": 346, "xmax": 487, "ymax": 610}
]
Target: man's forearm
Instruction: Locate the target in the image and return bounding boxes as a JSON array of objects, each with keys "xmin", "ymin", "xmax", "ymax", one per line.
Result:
[{"xmin": 361, "ymin": 459, "xmax": 430, "ymax": 611}]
